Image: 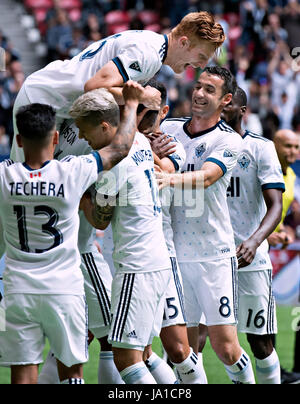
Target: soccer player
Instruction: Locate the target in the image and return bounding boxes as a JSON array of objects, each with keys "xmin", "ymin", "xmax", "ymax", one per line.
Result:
[
  {"xmin": 222, "ymin": 87, "xmax": 285, "ymax": 384},
  {"xmin": 38, "ymin": 83, "xmax": 147, "ymax": 385},
  {"xmin": 76, "ymin": 99, "xmax": 172, "ymax": 385},
  {"xmin": 12, "ymin": 11, "xmax": 224, "ymax": 145},
  {"xmin": 156, "ymin": 67, "xmax": 256, "ymax": 384},
  {"xmin": 10, "ymin": 11, "xmax": 225, "ymax": 162},
  {"xmin": 138, "ymin": 79, "xmax": 206, "ymax": 384},
  {"xmin": 0, "ymin": 82, "xmax": 143, "ymax": 384},
  {"xmin": 267, "ymin": 129, "xmax": 299, "ymax": 248},
  {"xmin": 267, "ymin": 128, "xmax": 300, "ymax": 384}
]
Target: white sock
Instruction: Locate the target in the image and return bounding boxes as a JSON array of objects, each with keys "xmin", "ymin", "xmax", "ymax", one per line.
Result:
[
  {"xmin": 255, "ymin": 349, "xmax": 281, "ymax": 384},
  {"xmin": 99, "ymin": 351, "xmax": 124, "ymax": 384},
  {"xmin": 145, "ymin": 352, "xmax": 177, "ymax": 384},
  {"xmin": 61, "ymin": 378, "xmax": 85, "ymax": 384},
  {"xmin": 120, "ymin": 362, "xmax": 157, "ymax": 384},
  {"xmin": 171, "ymin": 347, "xmax": 203, "ymax": 384},
  {"xmin": 224, "ymin": 349, "xmax": 256, "ymax": 384},
  {"xmin": 198, "ymin": 353, "xmax": 208, "ymax": 384},
  {"xmin": 38, "ymin": 351, "xmax": 60, "ymax": 384}
]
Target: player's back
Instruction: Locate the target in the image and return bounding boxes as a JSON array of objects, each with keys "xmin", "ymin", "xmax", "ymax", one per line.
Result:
[
  {"xmin": 0, "ymin": 154, "xmax": 100, "ymax": 295},
  {"xmin": 96, "ymin": 132, "xmax": 170, "ymax": 273},
  {"xmin": 23, "ymin": 30, "xmax": 168, "ymax": 120}
]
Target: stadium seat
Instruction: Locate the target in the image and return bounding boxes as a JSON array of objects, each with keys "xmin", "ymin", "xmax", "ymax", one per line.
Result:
[
  {"xmin": 59, "ymin": 0, "xmax": 82, "ymax": 10},
  {"xmin": 145, "ymin": 23, "xmax": 161, "ymax": 33},
  {"xmin": 33, "ymin": 8, "xmax": 48, "ymax": 24},
  {"xmin": 69, "ymin": 8, "xmax": 82, "ymax": 22},
  {"xmin": 104, "ymin": 10, "xmax": 130, "ymax": 25},
  {"xmin": 137, "ymin": 10, "xmax": 159, "ymax": 26},
  {"xmin": 107, "ymin": 23, "xmax": 130, "ymax": 36},
  {"xmin": 24, "ymin": 0, "xmax": 53, "ymax": 10}
]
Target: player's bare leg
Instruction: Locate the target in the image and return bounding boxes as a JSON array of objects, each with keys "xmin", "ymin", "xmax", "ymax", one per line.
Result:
[
  {"xmin": 143, "ymin": 344, "xmax": 177, "ymax": 383},
  {"xmin": 113, "ymin": 347, "xmax": 156, "ymax": 384},
  {"xmin": 247, "ymin": 334, "xmax": 280, "ymax": 384},
  {"xmin": 11, "ymin": 364, "xmax": 39, "ymax": 384},
  {"xmin": 161, "ymin": 324, "xmax": 205, "ymax": 384},
  {"xmin": 98, "ymin": 336, "xmax": 124, "ymax": 384},
  {"xmin": 208, "ymin": 325, "xmax": 255, "ymax": 384},
  {"xmin": 160, "ymin": 325, "xmax": 191, "ymax": 363},
  {"xmin": 56, "ymin": 360, "xmax": 84, "ymax": 384}
]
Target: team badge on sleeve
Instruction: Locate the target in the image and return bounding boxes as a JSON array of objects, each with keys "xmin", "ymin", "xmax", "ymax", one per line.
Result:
[{"xmin": 129, "ymin": 61, "xmax": 142, "ymax": 72}]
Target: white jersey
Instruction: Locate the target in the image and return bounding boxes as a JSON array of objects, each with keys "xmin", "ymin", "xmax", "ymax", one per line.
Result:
[
  {"xmin": 161, "ymin": 118, "xmax": 243, "ymax": 262},
  {"xmin": 0, "ymin": 153, "xmax": 101, "ymax": 295},
  {"xmin": 12, "ymin": 119, "xmax": 97, "ymax": 254},
  {"xmin": 22, "ymin": 30, "xmax": 168, "ymax": 123},
  {"xmin": 96, "ymin": 132, "xmax": 170, "ymax": 273},
  {"xmin": 227, "ymin": 130, "xmax": 285, "ymax": 272},
  {"xmin": 160, "ymin": 133, "xmax": 186, "ymax": 257}
]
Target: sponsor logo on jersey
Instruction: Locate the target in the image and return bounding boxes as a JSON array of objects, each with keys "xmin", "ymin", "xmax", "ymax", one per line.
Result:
[
  {"xmin": 223, "ymin": 149, "xmax": 233, "ymax": 158},
  {"xmin": 126, "ymin": 330, "xmax": 138, "ymax": 339},
  {"xmin": 129, "ymin": 61, "xmax": 142, "ymax": 72},
  {"xmin": 195, "ymin": 143, "xmax": 206, "ymax": 158},
  {"xmin": 238, "ymin": 154, "xmax": 251, "ymax": 170}
]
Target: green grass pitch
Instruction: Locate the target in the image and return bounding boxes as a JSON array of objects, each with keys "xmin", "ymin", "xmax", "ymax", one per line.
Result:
[{"xmin": 0, "ymin": 305, "xmax": 296, "ymax": 384}]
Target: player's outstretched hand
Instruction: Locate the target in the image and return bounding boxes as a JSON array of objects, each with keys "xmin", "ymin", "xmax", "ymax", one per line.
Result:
[
  {"xmin": 142, "ymin": 85, "xmax": 162, "ymax": 111},
  {"xmin": 122, "ymin": 80, "xmax": 145, "ymax": 103},
  {"xmin": 236, "ymin": 238, "xmax": 259, "ymax": 269},
  {"xmin": 155, "ymin": 165, "xmax": 171, "ymax": 190},
  {"xmin": 147, "ymin": 132, "xmax": 176, "ymax": 159}
]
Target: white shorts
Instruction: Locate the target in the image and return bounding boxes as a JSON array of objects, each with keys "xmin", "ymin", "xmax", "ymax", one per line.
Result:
[
  {"xmin": 81, "ymin": 252, "xmax": 112, "ymax": 339},
  {"xmin": 109, "ymin": 269, "xmax": 172, "ymax": 351},
  {"xmin": 0, "ymin": 294, "xmax": 88, "ymax": 367},
  {"xmin": 180, "ymin": 257, "xmax": 238, "ymax": 327},
  {"xmin": 238, "ymin": 270, "xmax": 277, "ymax": 335},
  {"xmin": 162, "ymin": 257, "xmax": 186, "ymax": 328}
]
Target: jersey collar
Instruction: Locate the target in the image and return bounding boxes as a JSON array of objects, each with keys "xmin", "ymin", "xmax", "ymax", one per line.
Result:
[
  {"xmin": 161, "ymin": 34, "xmax": 168, "ymax": 63},
  {"xmin": 23, "ymin": 161, "xmax": 51, "ymax": 171},
  {"xmin": 183, "ymin": 119, "xmax": 224, "ymax": 139}
]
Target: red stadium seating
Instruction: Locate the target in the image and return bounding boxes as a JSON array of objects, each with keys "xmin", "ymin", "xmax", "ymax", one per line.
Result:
[
  {"xmin": 104, "ymin": 10, "xmax": 130, "ymax": 25},
  {"xmin": 24, "ymin": 0, "xmax": 53, "ymax": 9},
  {"xmin": 137, "ymin": 10, "xmax": 159, "ymax": 25},
  {"xmin": 58, "ymin": 0, "xmax": 82, "ymax": 10},
  {"xmin": 107, "ymin": 23, "xmax": 130, "ymax": 35},
  {"xmin": 145, "ymin": 23, "xmax": 161, "ymax": 33}
]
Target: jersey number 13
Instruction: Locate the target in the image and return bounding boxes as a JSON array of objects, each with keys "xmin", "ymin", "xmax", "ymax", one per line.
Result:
[{"xmin": 13, "ymin": 205, "xmax": 63, "ymax": 253}]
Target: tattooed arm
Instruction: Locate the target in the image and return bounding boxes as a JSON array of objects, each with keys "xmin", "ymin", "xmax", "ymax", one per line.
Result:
[
  {"xmin": 95, "ymin": 80, "xmax": 144, "ymax": 171},
  {"xmin": 80, "ymin": 192, "xmax": 114, "ymax": 230}
]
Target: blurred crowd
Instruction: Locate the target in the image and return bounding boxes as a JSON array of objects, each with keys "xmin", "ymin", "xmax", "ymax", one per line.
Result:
[
  {"xmin": 0, "ymin": 29, "xmax": 24, "ymax": 156},
  {"xmin": 11, "ymin": 0, "xmax": 299, "ymax": 139},
  {"xmin": 1, "ymin": 1, "xmax": 300, "ymax": 196}
]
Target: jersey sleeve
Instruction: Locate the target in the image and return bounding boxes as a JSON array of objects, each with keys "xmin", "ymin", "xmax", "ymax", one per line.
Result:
[
  {"xmin": 205, "ymin": 134, "xmax": 242, "ymax": 176},
  {"xmin": 68, "ymin": 152, "xmax": 102, "ymax": 195},
  {"xmin": 257, "ymin": 141, "xmax": 285, "ymax": 192},
  {"xmin": 112, "ymin": 43, "xmax": 161, "ymax": 84}
]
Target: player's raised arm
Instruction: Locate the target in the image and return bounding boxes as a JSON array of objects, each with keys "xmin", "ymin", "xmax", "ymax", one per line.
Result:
[{"xmin": 84, "ymin": 61, "xmax": 161, "ymax": 110}]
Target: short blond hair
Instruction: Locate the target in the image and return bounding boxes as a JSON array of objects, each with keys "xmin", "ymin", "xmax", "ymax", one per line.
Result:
[
  {"xmin": 172, "ymin": 12, "xmax": 225, "ymax": 50},
  {"xmin": 69, "ymin": 88, "xmax": 120, "ymax": 127}
]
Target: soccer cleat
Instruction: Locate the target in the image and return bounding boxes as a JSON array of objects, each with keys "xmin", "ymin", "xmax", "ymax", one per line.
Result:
[{"xmin": 281, "ymin": 368, "xmax": 300, "ymax": 384}]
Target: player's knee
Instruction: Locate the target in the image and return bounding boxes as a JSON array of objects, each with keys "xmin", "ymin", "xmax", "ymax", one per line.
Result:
[
  {"xmin": 211, "ymin": 341, "xmax": 238, "ymax": 365},
  {"xmin": 165, "ymin": 342, "xmax": 189, "ymax": 364}
]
